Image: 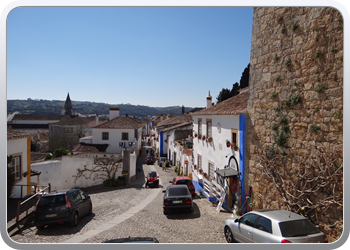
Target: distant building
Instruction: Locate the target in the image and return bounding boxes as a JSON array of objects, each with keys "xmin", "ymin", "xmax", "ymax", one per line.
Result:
[{"xmin": 60, "ymin": 93, "xmax": 77, "ymax": 117}]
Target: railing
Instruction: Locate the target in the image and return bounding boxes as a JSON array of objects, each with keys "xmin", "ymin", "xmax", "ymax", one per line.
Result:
[
  {"xmin": 202, "ymin": 178, "xmax": 212, "ymax": 197},
  {"xmin": 15, "ymin": 184, "xmax": 51, "ymax": 223},
  {"xmin": 212, "ymin": 180, "xmax": 225, "ymax": 200}
]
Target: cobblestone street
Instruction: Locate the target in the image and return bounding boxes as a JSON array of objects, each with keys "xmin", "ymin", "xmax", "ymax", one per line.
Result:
[{"xmin": 10, "ymin": 143, "xmax": 232, "ymax": 244}]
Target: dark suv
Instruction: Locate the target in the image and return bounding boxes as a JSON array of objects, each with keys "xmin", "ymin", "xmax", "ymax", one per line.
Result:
[{"xmin": 33, "ymin": 189, "xmax": 92, "ymax": 229}]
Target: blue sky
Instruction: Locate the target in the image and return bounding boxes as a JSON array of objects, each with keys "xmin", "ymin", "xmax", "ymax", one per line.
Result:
[{"xmin": 7, "ymin": 7, "xmax": 253, "ymax": 108}]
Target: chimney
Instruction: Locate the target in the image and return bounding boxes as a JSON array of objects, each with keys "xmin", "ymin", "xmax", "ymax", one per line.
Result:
[
  {"xmin": 95, "ymin": 114, "xmax": 99, "ymax": 126},
  {"xmin": 206, "ymin": 91, "xmax": 212, "ymax": 109},
  {"xmin": 160, "ymin": 114, "xmax": 163, "ymax": 121},
  {"xmin": 109, "ymin": 108, "xmax": 120, "ymax": 120}
]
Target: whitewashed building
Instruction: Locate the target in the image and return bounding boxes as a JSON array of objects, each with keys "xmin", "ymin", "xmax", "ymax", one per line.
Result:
[
  {"xmin": 79, "ymin": 108, "xmax": 142, "ymax": 155},
  {"xmin": 7, "ymin": 130, "xmax": 32, "ymax": 198},
  {"xmin": 191, "ymin": 89, "xmax": 249, "ymax": 211}
]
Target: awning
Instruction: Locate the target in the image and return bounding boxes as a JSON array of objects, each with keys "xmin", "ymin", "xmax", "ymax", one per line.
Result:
[{"xmin": 215, "ymin": 168, "xmax": 239, "ymax": 177}]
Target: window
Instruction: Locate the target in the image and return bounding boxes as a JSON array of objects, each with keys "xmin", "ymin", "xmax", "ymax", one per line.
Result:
[
  {"xmin": 231, "ymin": 129, "xmax": 238, "ymax": 147},
  {"xmin": 197, "ymin": 154, "xmax": 202, "ymax": 169},
  {"xmin": 102, "ymin": 132, "xmax": 109, "ymax": 140},
  {"xmin": 11, "ymin": 156, "xmax": 21, "ymax": 181},
  {"xmin": 279, "ymin": 219, "xmax": 320, "ymax": 237},
  {"xmin": 122, "ymin": 132, "xmax": 129, "ymax": 140},
  {"xmin": 206, "ymin": 119, "xmax": 212, "ymax": 137},
  {"xmin": 68, "ymin": 191, "xmax": 82, "ymax": 203},
  {"xmin": 255, "ymin": 216, "xmax": 272, "ymax": 234},
  {"xmin": 240, "ymin": 213, "xmax": 258, "ymax": 227},
  {"xmin": 208, "ymin": 161, "xmax": 214, "ymax": 179},
  {"xmin": 198, "ymin": 119, "xmax": 202, "ymax": 135}
]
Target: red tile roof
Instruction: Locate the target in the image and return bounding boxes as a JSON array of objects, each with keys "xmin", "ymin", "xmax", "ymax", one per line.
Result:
[
  {"xmin": 7, "ymin": 130, "xmax": 31, "ymax": 140},
  {"xmin": 72, "ymin": 143, "xmax": 109, "ymax": 153},
  {"xmin": 11, "ymin": 114, "xmax": 62, "ymax": 121},
  {"xmin": 157, "ymin": 114, "xmax": 192, "ymax": 127},
  {"xmin": 191, "ymin": 91, "xmax": 249, "ymax": 116},
  {"xmin": 94, "ymin": 116, "xmax": 142, "ymax": 129}
]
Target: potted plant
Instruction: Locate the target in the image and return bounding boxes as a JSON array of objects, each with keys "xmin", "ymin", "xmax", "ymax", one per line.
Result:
[
  {"xmin": 194, "ymin": 131, "xmax": 198, "ymax": 138},
  {"xmin": 198, "ymin": 134, "xmax": 202, "ymax": 139},
  {"xmin": 194, "ymin": 164, "xmax": 197, "ymax": 170},
  {"xmin": 199, "ymin": 169, "xmax": 203, "ymax": 174},
  {"xmin": 232, "ymin": 142, "xmax": 239, "ymax": 151},
  {"xmin": 208, "ymin": 136, "xmax": 213, "ymax": 143},
  {"xmin": 226, "ymin": 139, "xmax": 231, "ymax": 148},
  {"xmin": 202, "ymin": 135, "xmax": 206, "ymax": 141}
]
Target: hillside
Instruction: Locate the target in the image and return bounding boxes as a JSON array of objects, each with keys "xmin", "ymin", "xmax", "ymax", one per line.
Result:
[{"xmin": 7, "ymin": 99, "xmax": 196, "ymax": 117}]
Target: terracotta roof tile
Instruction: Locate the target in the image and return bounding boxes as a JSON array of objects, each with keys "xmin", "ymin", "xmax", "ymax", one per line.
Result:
[
  {"xmin": 191, "ymin": 91, "xmax": 249, "ymax": 116},
  {"xmin": 72, "ymin": 143, "xmax": 109, "ymax": 153},
  {"xmin": 11, "ymin": 114, "xmax": 62, "ymax": 121},
  {"xmin": 157, "ymin": 114, "xmax": 192, "ymax": 127},
  {"xmin": 7, "ymin": 129, "xmax": 31, "ymax": 140},
  {"xmin": 49, "ymin": 117, "xmax": 95, "ymax": 126},
  {"xmin": 94, "ymin": 116, "xmax": 142, "ymax": 129}
]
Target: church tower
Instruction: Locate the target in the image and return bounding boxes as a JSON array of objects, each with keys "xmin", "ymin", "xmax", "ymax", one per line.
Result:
[{"xmin": 61, "ymin": 93, "xmax": 76, "ymax": 116}]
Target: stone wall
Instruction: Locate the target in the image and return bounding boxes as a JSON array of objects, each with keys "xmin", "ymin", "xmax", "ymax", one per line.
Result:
[{"xmin": 246, "ymin": 7, "xmax": 343, "ymax": 242}]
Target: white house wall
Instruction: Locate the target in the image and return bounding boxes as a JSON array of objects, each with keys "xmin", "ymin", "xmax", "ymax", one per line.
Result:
[
  {"xmin": 31, "ymin": 154, "xmax": 137, "ymax": 191},
  {"xmin": 92, "ymin": 128, "xmax": 137, "ymax": 154},
  {"xmin": 7, "ymin": 137, "xmax": 29, "ymax": 198},
  {"xmin": 193, "ymin": 115, "xmax": 240, "ymax": 177}
]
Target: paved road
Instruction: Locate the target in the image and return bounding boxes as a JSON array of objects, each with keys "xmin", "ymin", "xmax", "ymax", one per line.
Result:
[{"xmin": 10, "ymin": 142, "xmax": 232, "ymax": 244}]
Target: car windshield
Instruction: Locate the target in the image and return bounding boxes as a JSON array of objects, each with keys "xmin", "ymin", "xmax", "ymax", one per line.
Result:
[
  {"xmin": 168, "ymin": 187, "xmax": 188, "ymax": 196},
  {"xmin": 176, "ymin": 180, "xmax": 192, "ymax": 185},
  {"xmin": 279, "ymin": 219, "xmax": 321, "ymax": 237},
  {"xmin": 149, "ymin": 172, "xmax": 157, "ymax": 177},
  {"xmin": 38, "ymin": 195, "xmax": 65, "ymax": 207}
]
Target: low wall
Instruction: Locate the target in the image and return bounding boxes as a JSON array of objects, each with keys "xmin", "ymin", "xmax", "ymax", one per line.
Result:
[{"xmin": 31, "ymin": 153, "xmax": 136, "ymax": 191}]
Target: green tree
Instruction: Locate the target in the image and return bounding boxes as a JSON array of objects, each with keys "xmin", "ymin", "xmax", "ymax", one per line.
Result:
[
  {"xmin": 216, "ymin": 88, "xmax": 232, "ymax": 104},
  {"xmin": 239, "ymin": 63, "xmax": 250, "ymax": 89}
]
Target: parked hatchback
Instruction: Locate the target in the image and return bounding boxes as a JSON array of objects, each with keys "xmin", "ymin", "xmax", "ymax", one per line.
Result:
[
  {"xmin": 170, "ymin": 176, "xmax": 195, "ymax": 195},
  {"xmin": 33, "ymin": 189, "xmax": 92, "ymax": 229},
  {"xmin": 162, "ymin": 185, "xmax": 193, "ymax": 215},
  {"xmin": 224, "ymin": 209, "xmax": 327, "ymax": 243},
  {"xmin": 146, "ymin": 155, "xmax": 154, "ymax": 165},
  {"xmin": 145, "ymin": 171, "xmax": 159, "ymax": 188}
]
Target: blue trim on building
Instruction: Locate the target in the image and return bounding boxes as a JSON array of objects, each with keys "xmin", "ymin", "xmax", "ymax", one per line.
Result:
[
  {"xmin": 160, "ymin": 132, "xmax": 164, "ymax": 155},
  {"xmin": 239, "ymin": 114, "xmax": 246, "ymax": 212}
]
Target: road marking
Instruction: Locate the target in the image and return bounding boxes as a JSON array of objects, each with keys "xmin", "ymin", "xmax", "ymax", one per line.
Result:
[{"xmin": 62, "ymin": 165, "xmax": 162, "ymax": 243}]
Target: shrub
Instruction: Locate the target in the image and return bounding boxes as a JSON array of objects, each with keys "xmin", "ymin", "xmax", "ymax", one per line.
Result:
[
  {"xmin": 310, "ymin": 124, "xmax": 321, "ymax": 132},
  {"xmin": 44, "ymin": 154, "xmax": 53, "ymax": 160},
  {"xmin": 270, "ymin": 92, "xmax": 278, "ymax": 99},
  {"xmin": 315, "ymin": 84, "xmax": 326, "ymax": 93},
  {"xmin": 284, "ymin": 94, "xmax": 301, "ymax": 107},
  {"xmin": 267, "ymin": 146, "xmax": 276, "ymax": 158},
  {"xmin": 52, "ymin": 147, "xmax": 68, "ymax": 158},
  {"xmin": 103, "ymin": 178, "xmax": 117, "ymax": 187},
  {"xmin": 278, "ymin": 115, "xmax": 288, "ymax": 125},
  {"xmin": 272, "ymin": 123, "xmax": 279, "ymax": 130},
  {"xmin": 273, "ymin": 131, "xmax": 289, "ymax": 147}
]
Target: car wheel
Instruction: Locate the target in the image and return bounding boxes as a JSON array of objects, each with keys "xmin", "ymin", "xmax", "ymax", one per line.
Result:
[
  {"xmin": 224, "ymin": 226, "xmax": 235, "ymax": 243},
  {"xmin": 70, "ymin": 212, "xmax": 79, "ymax": 227},
  {"xmin": 88, "ymin": 203, "xmax": 92, "ymax": 215}
]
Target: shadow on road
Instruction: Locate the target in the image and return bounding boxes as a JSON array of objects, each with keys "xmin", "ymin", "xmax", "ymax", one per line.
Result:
[{"xmin": 164, "ymin": 203, "xmax": 201, "ymax": 220}]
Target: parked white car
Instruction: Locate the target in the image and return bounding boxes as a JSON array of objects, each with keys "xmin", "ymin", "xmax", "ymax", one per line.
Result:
[{"xmin": 224, "ymin": 209, "xmax": 327, "ymax": 243}]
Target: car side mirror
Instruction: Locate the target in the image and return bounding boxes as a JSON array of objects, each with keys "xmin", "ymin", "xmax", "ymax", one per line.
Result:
[
  {"xmin": 234, "ymin": 218, "xmax": 239, "ymax": 223},
  {"xmin": 162, "ymin": 190, "xmax": 166, "ymax": 193},
  {"xmin": 86, "ymin": 195, "xmax": 90, "ymax": 200},
  {"xmin": 169, "ymin": 181, "xmax": 172, "ymax": 183}
]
